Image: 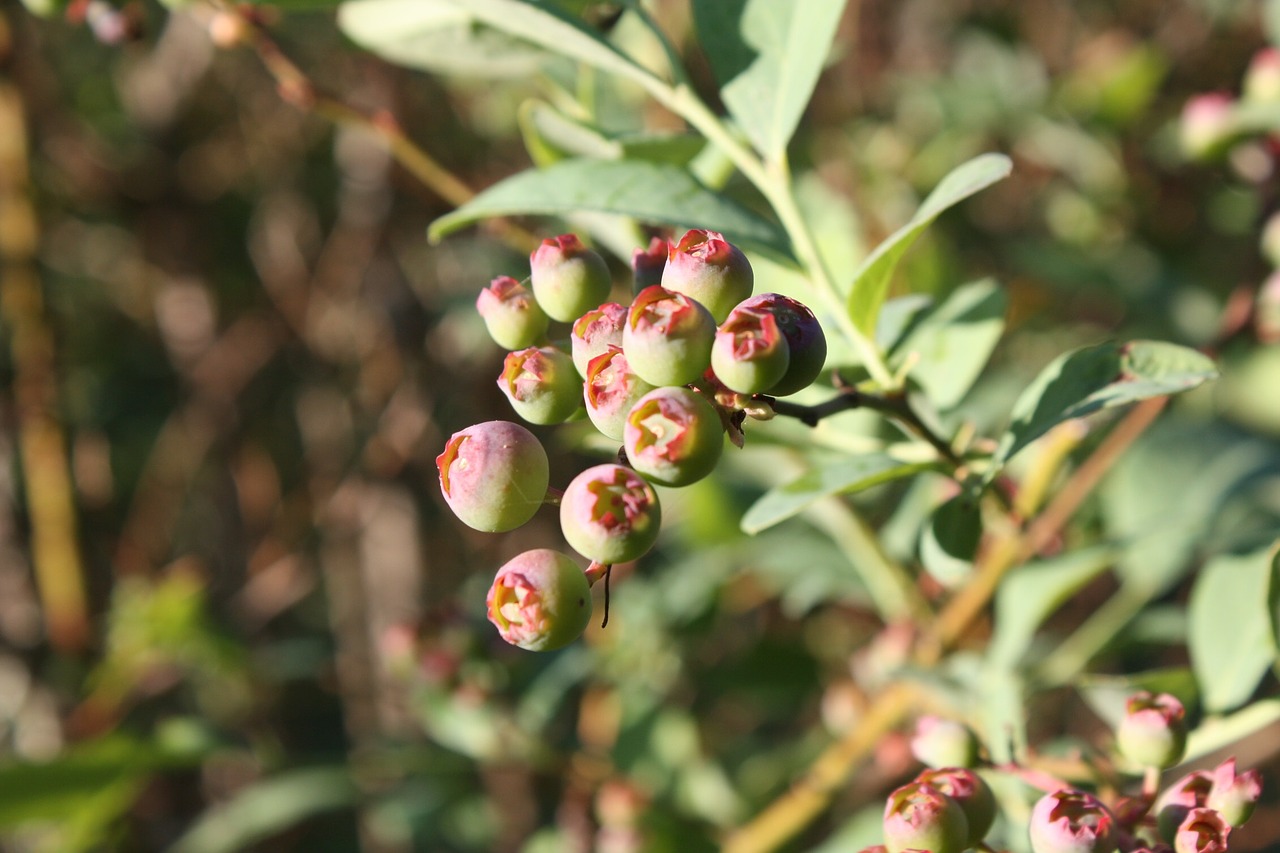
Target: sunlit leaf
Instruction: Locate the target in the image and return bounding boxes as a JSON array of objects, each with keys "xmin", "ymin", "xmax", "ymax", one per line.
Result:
[{"xmin": 1189, "ymin": 546, "xmax": 1278, "ymax": 713}]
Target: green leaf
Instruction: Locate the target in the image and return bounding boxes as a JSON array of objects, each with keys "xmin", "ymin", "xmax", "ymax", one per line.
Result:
[
  {"xmin": 428, "ymin": 159, "xmax": 793, "ymax": 261},
  {"xmin": 691, "ymin": 0, "xmax": 849, "ymax": 161},
  {"xmin": 1268, "ymin": 0, "xmax": 1280, "ymax": 47},
  {"xmin": 992, "ymin": 340, "xmax": 1218, "ymax": 470},
  {"xmin": 1184, "ymin": 699, "xmax": 1280, "ymax": 764},
  {"xmin": 740, "ymin": 454, "xmax": 937, "ymax": 535},
  {"xmin": 919, "ymin": 495, "xmax": 982, "ymax": 588},
  {"xmin": 518, "ymin": 101, "xmax": 705, "ymax": 168},
  {"xmin": 847, "ymin": 154, "xmax": 1012, "ymax": 335},
  {"xmin": 1189, "ymin": 546, "xmax": 1278, "ymax": 713},
  {"xmin": 890, "ymin": 279, "xmax": 1006, "ymax": 410}
]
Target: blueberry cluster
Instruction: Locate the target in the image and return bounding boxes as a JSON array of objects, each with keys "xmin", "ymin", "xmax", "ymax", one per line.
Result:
[{"xmin": 436, "ymin": 230, "xmax": 828, "ymax": 651}]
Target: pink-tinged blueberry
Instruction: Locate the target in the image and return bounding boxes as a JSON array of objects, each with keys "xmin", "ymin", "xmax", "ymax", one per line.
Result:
[
  {"xmin": 436, "ymin": 420, "xmax": 548, "ymax": 532},
  {"xmin": 571, "ymin": 301, "xmax": 627, "ymax": 377},
  {"xmin": 1116, "ymin": 691, "xmax": 1187, "ymax": 769},
  {"xmin": 623, "ymin": 386, "xmax": 724, "ymax": 487},
  {"xmin": 882, "ymin": 781, "xmax": 969, "ymax": 853},
  {"xmin": 916, "ymin": 767, "xmax": 995, "ymax": 847},
  {"xmin": 661, "ymin": 229, "xmax": 753, "ymax": 323},
  {"xmin": 584, "ymin": 346, "xmax": 655, "ymax": 442},
  {"xmin": 476, "ymin": 275, "xmax": 548, "ymax": 350},
  {"xmin": 1156, "ymin": 771, "xmax": 1214, "ymax": 843},
  {"xmin": 1206, "ymin": 758, "xmax": 1262, "ymax": 827},
  {"xmin": 529, "ymin": 234, "xmax": 612, "ymax": 322},
  {"xmin": 622, "ymin": 285, "xmax": 715, "ymax": 387},
  {"xmin": 631, "ymin": 236, "xmax": 668, "ymax": 291},
  {"xmin": 910, "ymin": 716, "xmax": 980, "ymax": 769},
  {"xmin": 487, "ymin": 549, "xmax": 592, "ymax": 651},
  {"xmin": 737, "ymin": 293, "xmax": 828, "ymax": 395},
  {"xmin": 711, "ymin": 303, "xmax": 790, "ymax": 394},
  {"xmin": 498, "ymin": 346, "xmax": 583, "ymax": 425},
  {"xmin": 559, "ymin": 464, "xmax": 661, "ymax": 564},
  {"xmin": 1173, "ymin": 808, "xmax": 1231, "ymax": 853},
  {"xmin": 1029, "ymin": 789, "xmax": 1116, "ymax": 853}
]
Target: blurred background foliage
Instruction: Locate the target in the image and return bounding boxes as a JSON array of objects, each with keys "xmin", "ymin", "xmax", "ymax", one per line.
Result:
[{"xmin": 2, "ymin": 0, "xmax": 1280, "ymax": 851}]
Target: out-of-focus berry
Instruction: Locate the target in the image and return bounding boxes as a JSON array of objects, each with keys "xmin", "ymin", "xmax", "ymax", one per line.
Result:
[
  {"xmin": 737, "ymin": 293, "xmax": 828, "ymax": 395},
  {"xmin": 1206, "ymin": 758, "xmax": 1262, "ymax": 827},
  {"xmin": 661, "ymin": 229, "xmax": 754, "ymax": 323},
  {"xmin": 623, "ymin": 386, "xmax": 724, "ymax": 487},
  {"xmin": 622, "ymin": 285, "xmax": 715, "ymax": 387},
  {"xmin": 1256, "ymin": 269, "xmax": 1280, "ymax": 344},
  {"xmin": 498, "ymin": 346, "xmax": 582, "ymax": 425},
  {"xmin": 711, "ymin": 303, "xmax": 790, "ymax": 394},
  {"xmin": 530, "ymin": 234, "xmax": 612, "ymax": 322},
  {"xmin": 916, "ymin": 767, "xmax": 995, "ymax": 847},
  {"xmin": 1116, "ymin": 691, "xmax": 1187, "ymax": 769},
  {"xmin": 487, "ymin": 549, "xmax": 592, "ymax": 651},
  {"xmin": 910, "ymin": 716, "xmax": 980, "ymax": 769},
  {"xmin": 476, "ymin": 275, "xmax": 549, "ymax": 350},
  {"xmin": 572, "ymin": 302, "xmax": 627, "ymax": 377},
  {"xmin": 1156, "ymin": 771, "xmax": 1214, "ymax": 843},
  {"xmin": 1173, "ymin": 808, "xmax": 1230, "ymax": 853},
  {"xmin": 1028, "ymin": 789, "xmax": 1117, "ymax": 853},
  {"xmin": 584, "ymin": 346, "xmax": 655, "ymax": 441},
  {"xmin": 560, "ymin": 464, "xmax": 661, "ymax": 564},
  {"xmin": 436, "ymin": 420, "xmax": 549, "ymax": 532},
  {"xmin": 1244, "ymin": 47, "xmax": 1280, "ymax": 103},
  {"xmin": 1180, "ymin": 93, "xmax": 1235, "ymax": 160},
  {"xmin": 631, "ymin": 236, "xmax": 668, "ymax": 291},
  {"xmin": 882, "ymin": 781, "xmax": 969, "ymax": 853}
]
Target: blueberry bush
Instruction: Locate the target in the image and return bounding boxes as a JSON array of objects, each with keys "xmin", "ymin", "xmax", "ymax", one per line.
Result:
[{"xmin": 2, "ymin": 1, "xmax": 1280, "ymax": 851}]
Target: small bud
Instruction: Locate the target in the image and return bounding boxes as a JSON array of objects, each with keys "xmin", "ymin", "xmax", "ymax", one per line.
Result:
[
  {"xmin": 1244, "ymin": 47, "xmax": 1280, "ymax": 103},
  {"xmin": 911, "ymin": 716, "xmax": 980, "ymax": 769},
  {"xmin": 560, "ymin": 463, "xmax": 661, "ymax": 564},
  {"xmin": 623, "ymin": 386, "xmax": 724, "ymax": 487},
  {"xmin": 1180, "ymin": 93, "xmax": 1235, "ymax": 161},
  {"xmin": 476, "ymin": 276, "xmax": 549, "ymax": 350},
  {"xmin": 584, "ymin": 346, "xmax": 655, "ymax": 441},
  {"xmin": 622, "ymin": 285, "xmax": 716, "ymax": 387},
  {"xmin": 661, "ymin": 229, "xmax": 754, "ymax": 323},
  {"xmin": 571, "ymin": 302, "xmax": 627, "ymax": 377},
  {"xmin": 916, "ymin": 768, "xmax": 996, "ymax": 847},
  {"xmin": 1028, "ymin": 789, "xmax": 1117, "ymax": 853},
  {"xmin": 631, "ymin": 237, "xmax": 668, "ymax": 291},
  {"xmin": 530, "ymin": 234, "xmax": 613, "ymax": 322},
  {"xmin": 737, "ymin": 293, "xmax": 827, "ymax": 395},
  {"xmin": 1206, "ymin": 758, "xmax": 1262, "ymax": 827},
  {"xmin": 1155, "ymin": 771, "xmax": 1213, "ymax": 843},
  {"xmin": 1173, "ymin": 808, "xmax": 1230, "ymax": 853},
  {"xmin": 487, "ymin": 549, "xmax": 593, "ymax": 651},
  {"xmin": 711, "ymin": 304, "xmax": 791, "ymax": 394},
  {"xmin": 436, "ymin": 421, "xmax": 549, "ymax": 532},
  {"xmin": 498, "ymin": 346, "xmax": 583, "ymax": 425},
  {"xmin": 1116, "ymin": 691, "xmax": 1186, "ymax": 769},
  {"xmin": 883, "ymin": 781, "xmax": 969, "ymax": 853}
]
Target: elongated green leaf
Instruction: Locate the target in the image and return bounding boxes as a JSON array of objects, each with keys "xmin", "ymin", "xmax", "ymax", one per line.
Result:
[
  {"xmin": 919, "ymin": 495, "xmax": 982, "ymax": 588},
  {"xmin": 740, "ymin": 455, "xmax": 937, "ymax": 535},
  {"xmin": 848, "ymin": 154, "xmax": 1012, "ymax": 334},
  {"xmin": 692, "ymin": 0, "xmax": 848, "ymax": 161},
  {"xmin": 993, "ymin": 340, "xmax": 1217, "ymax": 470},
  {"xmin": 891, "ymin": 279, "xmax": 1006, "ymax": 410},
  {"xmin": 519, "ymin": 101, "xmax": 705, "ymax": 168},
  {"xmin": 1189, "ymin": 546, "xmax": 1278, "ymax": 713},
  {"xmin": 1184, "ymin": 699, "xmax": 1280, "ymax": 763},
  {"xmin": 429, "ymin": 159, "xmax": 793, "ymax": 260}
]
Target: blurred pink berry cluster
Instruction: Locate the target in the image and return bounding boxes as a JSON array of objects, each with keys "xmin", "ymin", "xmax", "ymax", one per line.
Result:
[{"xmin": 436, "ymin": 230, "xmax": 828, "ymax": 651}]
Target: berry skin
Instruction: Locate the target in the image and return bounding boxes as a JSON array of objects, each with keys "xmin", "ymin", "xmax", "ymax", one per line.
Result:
[
  {"xmin": 584, "ymin": 346, "xmax": 655, "ymax": 442},
  {"xmin": 1029, "ymin": 789, "xmax": 1117, "ymax": 853},
  {"xmin": 882, "ymin": 781, "xmax": 969, "ymax": 853},
  {"xmin": 498, "ymin": 346, "xmax": 583, "ymax": 425},
  {"xmin": 487, "ymin": 549, "xmax": 592, "ymax": 651},
  {"xmin": 711, "ymin": 302, "xmax": 790, "ymax": 394},
  {"xmin": 623, "ymin": 386, "xmax": 724, "ymax": 487},
  {"xmin": 661, "ymin": 229, "xmax": 754, "ymax": 323},
  {"xmin": 911, "ymin": 716, "xmax": 980, "ymax": 769},
  {"xmin": 737, "ymin": 293, "xmax": 828, "ymax": 395},
  {"xmin": 1173, "ymin": 808, "xmax": 1230, "ymax": 853},
  {"xmin": 436, "ymin": 421, "xmax": 549, "ymax": 532},
  {"xmin": 916, "ymin": 768, "xmax": 995, "ymax": 847},
  {"xmin": 571, "ymin": 302, "xmax": 627, "ymax": 378},
  {"xmin": 559, "ymin": 464, "xmax": 661, "ymax": 564},
  {"xmin": 529, "ymin": 234, "xmax": 613, "ymax": 322},
  {"xmin": 622, "ymin": 285, "xmax": 716, "ymax": 387},
  {"xmin": 1116, "ymin": 691, "xmax": 1186, "ymax": 770},
  {"xmin": 1206, "ymin": 758, "xmax": 1262, "ymax": 827},
  {"xmin": 476, "ymin": 275, "xmax": 548, "ymax": 350},
  {"xmin": 631, "ymin": 236, "xmax": 668, "ymax": 291}
]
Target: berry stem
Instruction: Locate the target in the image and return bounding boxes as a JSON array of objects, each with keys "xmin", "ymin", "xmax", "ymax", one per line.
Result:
[{"xmin": 544, "ymin": 486, "xmax": 564, "ymax": 506}]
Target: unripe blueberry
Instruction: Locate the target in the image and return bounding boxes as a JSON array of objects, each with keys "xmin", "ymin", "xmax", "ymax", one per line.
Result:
[
  {"xmin": 571, "ymin": 302, "xmax": 627, "ymax": 377},
  {"xmin": 916, "ymin": 768, "xmax": 995, "ymax": 847},
  {"xmin": 737, "ymin": 293, "xmax": 828, "ymax": 395},
  {"xmin": 1244, "ymin": 47, "xmax": 1280, "ymax": 103},
  {"xmin": 1180, "ymin": 93, "xmax": 1235, "ymax": 161},
  {"xmin": 711, "ymin": 304, "xmax": 790, "ymax": 394},
  {"xmin": 1029, "ymin": 789, "xmax": 1116, "ymax": 853},
  {"xmin": 882, "ymin": 781, "xmax": 969, "ymax": 853},
  {"xmin": 436, "ymin": 421, "xmax": 549, "ymax": 532},
  {"xmin": 1156, "ymin": 771, "xmax": 1214, "ymax": 843},
  {"xmin": 1173, "ymin": 808, "xmax": 1230, "ymax": 853},
  {"xmin": 584, "ymin": 346, "xmax": 655, "ymax": 441},
  {"xmin": 487, "ymin": 549, "xmax": 592, "ymax": 651},
  {"xmin": 623, "ymin": 386, "xmax": 724, "ymax": 487},
  {"xmin": 632, "ymin": 236, "xmax": 668, "ymax": 291},
  {"xmin": 498, "ymin": 346, "xmax": 583, "ymax": 425},
  {"xmin": 476, "ymin": 275, "xmax": 549, "ymax": 350},
  {"xmin": 622, "ymin": 285, "xmax": 716, "ymax": 387},
  {"xmin": 1206, "ymin": 758, "xmax": 1262, "ymax": 827},
  {"xmin": 661, "ymin": 229, "xmax": 754, "ymax": 323},
  {"xmin": 559, "ymin": 463, "xmax": 661, "ymax": 564},
  {"xmin": 1116, "ymin": 691, "xmax": 1187, "ymax": 769},
  {"xmin": 529, "ymin": 234, "xmax": 613, "ymax": 322},
  {"xmin": 910, "ymin": 716, "xmax": 980, "ymax": 769}
]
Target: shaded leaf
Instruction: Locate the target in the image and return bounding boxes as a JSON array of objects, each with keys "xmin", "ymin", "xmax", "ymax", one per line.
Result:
[
  {"xmin": 919, "ymin": 494, "xmax": 982, "ymax": 588},
  {"xmin": 740, "ymin": 454, "xmax": 938, "ymax": 535},
  {"xmin": 1189, "ymin": 546, "xmax": 1277, "ymax": 713},
  {"xmin": 429, "ymin": 159, "xmax": 793, "ymax": 261},
  {"xmin": 691, "ymin": 0, "xmax": 849, "ymax": 160},
  {"xmin": 847, "ymin": 154, "xmax": 1012, "ymax": 335},
  {"xmin": 993, "ymin": 340, "xmax": 1217, "ymax": 471}
]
